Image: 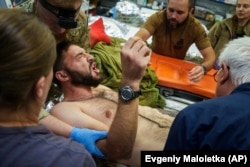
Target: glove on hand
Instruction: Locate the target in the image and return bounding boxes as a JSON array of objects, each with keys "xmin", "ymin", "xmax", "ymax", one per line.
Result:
[{"xmin": 70, "ymin": 127, "xmax": 108, "ymax": 158}]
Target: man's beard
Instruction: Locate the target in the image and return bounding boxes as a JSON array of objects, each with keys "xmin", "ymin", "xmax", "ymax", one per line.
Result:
[
  {"xmin": 167, "ymin": 18, "xmax": 179, "ymax": 29},
  {"xmin": 64, "ymin": 67, "xmax": 103, "ymax": 87},
  {"xmin": 166, "ymin": 17, "xmax": 188, "ymax": 29}
]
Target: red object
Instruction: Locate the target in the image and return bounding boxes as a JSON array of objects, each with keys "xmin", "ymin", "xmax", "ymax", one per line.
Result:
[
  {"xmin": 149, "ymin": 52, "xmax": 217, "ymax": 98},
  {"xmin": 89, "ymin": 18, "xmax": 111, "ymax": 47}
]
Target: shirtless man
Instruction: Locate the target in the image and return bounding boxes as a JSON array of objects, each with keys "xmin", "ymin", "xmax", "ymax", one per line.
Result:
[{"xmin": 50, "ymin": 40, "xmax": 174, "ymax": 166}]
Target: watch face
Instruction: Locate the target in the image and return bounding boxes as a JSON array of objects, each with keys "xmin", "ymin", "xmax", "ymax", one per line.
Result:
[{"xmin": 121, "ymin": 88, "xmax": 133, "ymax": 101}]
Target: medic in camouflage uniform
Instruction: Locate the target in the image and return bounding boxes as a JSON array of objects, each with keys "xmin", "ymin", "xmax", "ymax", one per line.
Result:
[{"xmin": 17, "ymin": 0, "xmax": 91, "ymax": 52}]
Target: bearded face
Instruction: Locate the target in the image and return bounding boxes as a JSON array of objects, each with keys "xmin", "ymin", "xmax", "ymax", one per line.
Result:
[
  {"xmin": 166, "ymin": 0, "xmax": 190, "ymax": 29},
  {"xmin": 64, "ymin": 63, "xmax": 103, "ymax": 87}
]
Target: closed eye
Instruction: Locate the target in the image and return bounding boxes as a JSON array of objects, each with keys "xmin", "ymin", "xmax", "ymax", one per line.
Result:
[{"xmin": 75, "ymin": 52, "xmax": 84, "ymax": 60}]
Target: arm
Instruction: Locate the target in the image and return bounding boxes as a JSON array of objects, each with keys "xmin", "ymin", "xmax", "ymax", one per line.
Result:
[
  {"xmin": 134, "ymin": 27, "xmax": 151, "ymax": 42},
  {"xmin": 96, "ymin": 37, "xmax": 151, "ymax": 160},
  {"xmin": 199, "ymin": 46, "xmax": 216, "ymax": 71},
  {"xmin": 50, "ymin": 103, "xmax": 109, "ymax": 131},
  {"xmin": 188, "ymin": 46, "xmax": 216, "ymax": 82},
  {"xmin": 208, "ymin": 22, "xmax": 221, "ymax": 50},
  {"xmin": 39, "ymin": 113, "xmax": 72, "ymax": 137},
  {"xmin": 208, "ymin": 22, "xmax": 228, "ymax": 64},
  {"xmin": 188, "ymin": 21, "xmax": 216, "ymax": 83},
  {"xmin": 71, "ymin": 11, "xmax": 91, "ymax": 52},
  {"xmin": 134, "ymin": 10, "xmax": 161, "ymax": 43},
  {"xmin": 41, "ymin": 108, "xmax": 108, "ymax": 157}
]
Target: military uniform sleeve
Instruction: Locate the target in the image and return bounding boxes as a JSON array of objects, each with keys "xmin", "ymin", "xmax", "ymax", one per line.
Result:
[
  {"xmin": 208, "ymin": 22, "xmax": 222, "ymax": 49},
  {"xmin": 66, "ymin": 11, "xmax": 91, "ymax": 52},
  {"xmin": 16, "ymin": 0, "xmax": 35, "ymax": 13}
]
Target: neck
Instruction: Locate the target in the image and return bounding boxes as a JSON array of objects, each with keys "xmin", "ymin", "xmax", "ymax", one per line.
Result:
[
  {"xmin": 0, "ymin": 108, "xmax": 38, "ymax": 127},
  {"xmin": 62, "ymin": 85, "xmax": 94, "ymax": 102},
  {"xmin": 238, "ymin": 18, "xmax": 250, "ymax": 27}
]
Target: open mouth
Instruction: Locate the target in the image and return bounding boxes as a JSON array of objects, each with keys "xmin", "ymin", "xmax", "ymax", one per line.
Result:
[{"xmin": 91, "ymin": 62, "xmax": 100, "ymax": 73}]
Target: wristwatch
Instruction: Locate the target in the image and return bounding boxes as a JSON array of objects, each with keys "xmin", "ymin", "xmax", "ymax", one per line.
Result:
[
  {"xmin": 200, "ymin": 64, "xmax": 207, "ymax": 75},
  {"xmin": 119, "ymin": 86, "xmax": 142, "ymax": 102}
]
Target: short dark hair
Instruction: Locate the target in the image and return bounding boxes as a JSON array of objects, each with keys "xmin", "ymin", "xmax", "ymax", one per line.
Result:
[
  {"xmin": 168, "ymin": 0, "xmax": 194, "ymax": 9},
  {"xmin": 45, "ymin": 40, "xmax": 72, "ymax": 105},
  {"xmin": 53, "ymin": 40, "xmax": 72, "ymax": 87},
  {"xmin": 190, "ymin": 0, "xmax": 195, "ymax": 9}
]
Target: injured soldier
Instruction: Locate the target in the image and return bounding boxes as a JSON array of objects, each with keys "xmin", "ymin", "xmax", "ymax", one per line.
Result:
[{"xmin": 50, "ymin": 41, "xmax": 174, "ymax": 167}]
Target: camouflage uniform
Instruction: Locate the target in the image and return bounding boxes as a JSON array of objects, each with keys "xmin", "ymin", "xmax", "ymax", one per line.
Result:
[{"xmin": 17, "ymin": 0, "xmax": 91, "ymax": 52}]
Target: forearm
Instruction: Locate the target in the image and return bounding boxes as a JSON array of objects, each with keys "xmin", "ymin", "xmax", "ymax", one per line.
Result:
[
  {"xmin": 200, "ymin": 47, "xmax": 216, "ymax": 70},
  {"xmin": 97, "ymin": 37, "xmax": 150, "ymax": 160},
  {"xmin": 106, "ymin": 100, "xmax": 138, "ymax": 159},
  {"xmin": 202, "ymin": 57, "xmax": 215, "ymax": 71},
  {"xmin": 39, "ymin": 114, "xmax": 72, "ymax": 137},
  {"xmin": 134, "ymin": 28, "xmax": 150, "ymax": 42},
  {"xmin": 97, "ymin": 81, "xmax": 140, "ymax": 160}
]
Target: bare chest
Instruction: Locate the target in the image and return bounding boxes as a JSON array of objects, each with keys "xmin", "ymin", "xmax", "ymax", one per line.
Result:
[{"xmin": 74, "ymin": 97, "xmax": 117, "ymax": 124}]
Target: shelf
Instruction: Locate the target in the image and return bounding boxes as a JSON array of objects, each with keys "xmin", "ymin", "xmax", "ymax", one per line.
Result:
[
  {"xmin": 209, "ymin": 0, "xmax": 236, "ymax": 6},
  {"xmin": 195, "ymin": 0, "xmax": 236, "ymax": 20}
]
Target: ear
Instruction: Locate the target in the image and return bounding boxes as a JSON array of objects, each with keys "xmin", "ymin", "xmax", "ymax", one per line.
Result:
[
  {"xmin": 218, "ymin": 63, "xmax": 230, "ymax": 85},
  {"xmin": 55, "ymin": 70, "xmax": 69, "ymax": 82},
  {"xmin": 189, "ymin": 7, "xmax": 194, "ymax": 15},
  {"xmin": 35, "ymin": 76, "xmax": 46, "ymax": 99}
]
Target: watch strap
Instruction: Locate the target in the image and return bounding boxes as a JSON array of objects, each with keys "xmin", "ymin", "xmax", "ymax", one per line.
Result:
[
  {"xmin": 133, "ymin": 89, "xmax": 142, "ymax": 98},
  {"xmin": 200, "ymin": 64, "xmax": 207, "ymax": 75}
]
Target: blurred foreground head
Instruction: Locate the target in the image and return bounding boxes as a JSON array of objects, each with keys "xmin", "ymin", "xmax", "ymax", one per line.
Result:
[
  {"xmin": 0, "ymin": 8, "xmax": 56, "ymax": 111},
  {"xmin": 215, "ymin": 37, "xmax": 250, "ymax": 97}
]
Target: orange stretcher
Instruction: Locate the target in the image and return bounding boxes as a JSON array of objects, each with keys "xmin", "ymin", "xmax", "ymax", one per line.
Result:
[{"xmin": 149, "ymin": 52, "xmax": 217, "ymax": 99}]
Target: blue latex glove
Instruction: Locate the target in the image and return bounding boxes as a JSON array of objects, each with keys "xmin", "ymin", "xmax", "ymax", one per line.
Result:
[{"xmin": 70, "ymin": 127, "xmax": 108, "ymax": 158}]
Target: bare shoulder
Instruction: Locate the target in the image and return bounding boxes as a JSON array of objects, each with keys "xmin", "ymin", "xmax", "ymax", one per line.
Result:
[
  {"xmin": 92, "ymin": 85, "xmax": 115, "ymax": 93},
  {"xmin": 50, "ymin": 101, "xmax": 80, "ymax": 114},
  {"xmin": 92, "ymin": 85, "xmax": 118, "ymax": 102}
]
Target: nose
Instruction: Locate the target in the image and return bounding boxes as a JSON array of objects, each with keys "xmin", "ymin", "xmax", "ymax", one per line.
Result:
[
  {"xmin": 86, "ymin": 53, "xmax": 94, "ymax": 61},
  {"xmin": 170, "ymin": 12, "xmax": 177, "ymax": 19}
]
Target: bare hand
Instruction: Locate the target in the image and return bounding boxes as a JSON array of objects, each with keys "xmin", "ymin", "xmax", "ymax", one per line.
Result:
[
  {"xmin": 120, "ymin": 37, "xmax": 151, "ymax": 86},
  {"xmin": 188, "ymin": 65, "xmax": 204, "ymax": 82}
]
